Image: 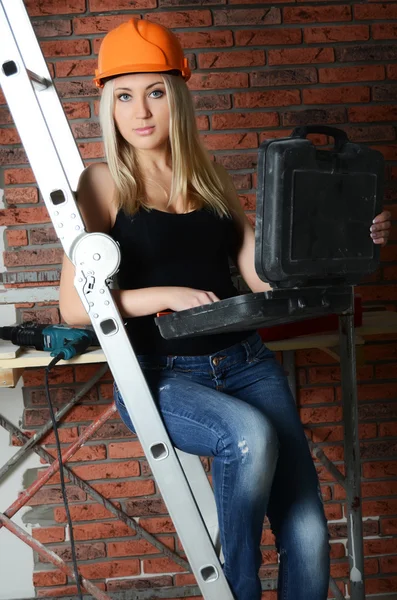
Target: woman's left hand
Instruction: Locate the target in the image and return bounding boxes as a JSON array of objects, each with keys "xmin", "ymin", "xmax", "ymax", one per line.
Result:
[{"xmin": 371, "ymin": 210, "xmax": 392, "ymax": 246}]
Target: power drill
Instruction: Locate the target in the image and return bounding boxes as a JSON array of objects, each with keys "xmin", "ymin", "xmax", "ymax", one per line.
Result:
[{"xmin": 0, "ymin": 323, "xmax": 99, "ymax": 360}]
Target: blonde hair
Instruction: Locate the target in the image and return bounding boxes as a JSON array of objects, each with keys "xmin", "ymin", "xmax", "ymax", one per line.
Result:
[{"xmin": 99, "ymin": 74, "xmax": 230, "ymax": 217}]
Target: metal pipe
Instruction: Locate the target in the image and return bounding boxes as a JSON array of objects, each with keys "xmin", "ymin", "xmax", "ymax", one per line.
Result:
[{"xmin": 339, "ymin": 289, "xmax": 365, "ymax": 600}]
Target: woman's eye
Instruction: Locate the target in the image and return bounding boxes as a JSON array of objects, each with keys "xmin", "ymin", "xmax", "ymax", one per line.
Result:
[
  {"xmin": 118, "ymin": 93, "xmax": 131, "ymax": 102},
  {"xmin": 150, "ymin": 90, "xmax": 164, "ymax": 99}
]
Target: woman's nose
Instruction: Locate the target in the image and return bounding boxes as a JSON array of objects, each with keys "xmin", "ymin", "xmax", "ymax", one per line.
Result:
[{"xmin": 134, "ymin": 97, "xmax": 152, "ymax": 119}]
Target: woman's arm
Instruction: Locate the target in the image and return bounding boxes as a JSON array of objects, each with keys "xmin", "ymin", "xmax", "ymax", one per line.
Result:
[{"xmin": 214, "ymin": 163, "xmax": 272, "ymax": 293}]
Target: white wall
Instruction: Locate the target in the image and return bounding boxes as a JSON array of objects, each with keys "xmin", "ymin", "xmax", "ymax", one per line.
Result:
[{"xmin": 0, "ymin": 190, "xmax": 40, "ymax": 599}]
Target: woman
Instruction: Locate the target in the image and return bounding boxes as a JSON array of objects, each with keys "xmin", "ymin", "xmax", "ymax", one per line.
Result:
[{"xmin": 59, "ymin": 18, "xmax": 391, "ymax": 600}]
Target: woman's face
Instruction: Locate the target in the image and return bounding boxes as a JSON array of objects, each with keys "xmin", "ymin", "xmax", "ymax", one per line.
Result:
[{"xmin": 113, "ymin": 72, "xmax": 170, "ymax": 149}]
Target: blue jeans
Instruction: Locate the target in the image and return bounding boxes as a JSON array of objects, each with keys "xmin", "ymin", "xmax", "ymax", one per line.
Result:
[{"xmin": 114, "ymin": 332, "xmax": 330, "ymax": 600}]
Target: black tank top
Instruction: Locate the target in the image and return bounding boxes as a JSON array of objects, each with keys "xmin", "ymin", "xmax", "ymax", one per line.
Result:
[{"xmin": 109, "ymin": 207, "xmax": 252, "ymax": 355}]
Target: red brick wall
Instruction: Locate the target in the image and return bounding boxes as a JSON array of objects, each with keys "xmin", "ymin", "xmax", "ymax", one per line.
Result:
[{"xmin": 1, "ymin": 0, "xmax": 397, "ymax": 598}]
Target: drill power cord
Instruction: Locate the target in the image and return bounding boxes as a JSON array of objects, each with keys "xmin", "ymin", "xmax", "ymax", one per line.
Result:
[{"xmin": 45, "ymin": 353, "xmax": 84, "ymax": 600}]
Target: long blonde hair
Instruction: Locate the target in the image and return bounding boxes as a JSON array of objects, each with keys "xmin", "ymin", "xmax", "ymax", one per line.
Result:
[{"xmin": 99, "ymin": 73, "xmax": 230, "ymax": 217}]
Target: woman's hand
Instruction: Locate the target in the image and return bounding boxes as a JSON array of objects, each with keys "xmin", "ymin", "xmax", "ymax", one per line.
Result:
[
  {"xmin": 166, "ymin": 287, "xmax": 220, "ymax": 312},
  {"xmin": 371, "ymin": 210, "xmax": 392, "ymax": 246}
]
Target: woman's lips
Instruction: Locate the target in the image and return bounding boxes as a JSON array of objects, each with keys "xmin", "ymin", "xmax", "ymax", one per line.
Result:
[{"xmin": 134, "ymin": 126, "xmax": 155, "ymax": 136}]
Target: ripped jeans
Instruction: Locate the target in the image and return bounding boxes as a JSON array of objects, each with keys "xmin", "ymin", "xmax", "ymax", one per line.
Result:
[{"xmin": 114, "ymin": 332, "xmax": 330, "ymax": 600}]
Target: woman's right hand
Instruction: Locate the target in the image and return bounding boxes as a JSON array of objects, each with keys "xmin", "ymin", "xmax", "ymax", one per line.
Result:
[{"xmin": 166, "ymin": 287, "xmax": 220, "ymax": 312}]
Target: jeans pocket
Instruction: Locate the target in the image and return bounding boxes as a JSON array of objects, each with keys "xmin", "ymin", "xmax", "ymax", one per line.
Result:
[{"xmin": 252, "ymin": 343, "xmax": 275, "ymax": 363}]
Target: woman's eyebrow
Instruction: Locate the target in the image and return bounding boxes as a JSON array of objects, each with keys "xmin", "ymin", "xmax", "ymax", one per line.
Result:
[{"xmin": 114, "ymin": 82, "xmax": 164, "ymax": 92}]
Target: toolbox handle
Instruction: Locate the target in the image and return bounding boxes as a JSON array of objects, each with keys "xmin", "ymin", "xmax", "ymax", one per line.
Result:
[{"xmin": 291, "ymin": 125, "xmax": 348, "ymax": 151}]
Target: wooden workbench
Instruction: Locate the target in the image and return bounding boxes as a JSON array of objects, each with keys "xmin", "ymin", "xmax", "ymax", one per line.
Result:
[{"xmin": 1, "ymin": 311, "xmax": 396, "ymax": 388}]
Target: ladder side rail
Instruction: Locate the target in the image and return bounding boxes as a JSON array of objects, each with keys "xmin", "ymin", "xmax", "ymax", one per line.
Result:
[
  {"xmin": 0, "ymin": 4, "xmax": 232, "ymax": 598},
  {"xmin": 2, "ymin": 0, "xmax": 85, "ymax": 192}
]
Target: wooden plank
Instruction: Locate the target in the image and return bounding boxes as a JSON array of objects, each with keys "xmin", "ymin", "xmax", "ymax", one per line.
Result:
[
  {"xmin": 0, "ymin": 342, "xmax": 21, "ymax": 359},
  {"xmin": 0, "ymin": 368, "xmax": 24, "ymax": 388}
]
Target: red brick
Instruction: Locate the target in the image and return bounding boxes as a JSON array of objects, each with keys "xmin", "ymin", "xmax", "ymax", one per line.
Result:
[
  {"xmin": 364, "ymin": 538, "xmax": 397, "ymax": 556},
  {"xmin": 5, "ymin": 187, "xmax": 39, "ymax": 204},
  {"xmin": 319, "ymin": 65, "xmax": 385, "ymax": 84},
  {"xmin": 63, "ymin": 101, "xmax": 91, "ymax": 119},
  {"xmin": 251, "ymin": 68, "xmax": 317, "ymax": 88},
  {"xmin": 145, "ymin": 10, "xmax": 212, "ymax": 28},
  {"xmin": 41, "ymin": 39, "xmax": 90, "ymax": 58},
  {"xmin": 44, "ymin": 444, "xmax": 107, "ymax": 463},
  {"xmin": 234, "ymin": 90, "xmax": 300, "ymax": 108},
  {"xmin": 175, "ymin": 30, "xmax": 233, "ymax": 49},
  {"xmin": 73, "ymin": 15, "xmax": 136, "ymax": 35},
  {"xmin": 109, "ymin": 441, "xmax": 144, "ymax": 458},
  {"xmin": 363, "ymin": 461, "xmax": 397, "ymax": 479},
  {"xmin": 299, "ymin": 387, "xmax": 335, "ymax": 404},
  {"xmin": 143, "ymin": 557, "xmax": 186, "ymax": 574},
  {"xmin": 41, "ymin": 542, "xmax": 106, "ymax": 563},
  {"xmin": 0, "ymin": 206, "xmax": 50, "ymax": 226},
  {"xmin": 54, "ymin": 502, "xmax": 119, "ymax": 523},
  {"xmin": 379, "ymin": 422, "xmax": 397, "ymax": 437},
  {"xmin": 268, "ymin": 47, "xmax": 334, "ymax": 66},
  {"xmin": 56, "ymin": 81, "xmax": 98, "ymax": 99},
  {"xmin": 200, "ymin": 132, "xmax": 257, "ymax": 151},
  {"xmin": 212, "ymin": 112, "xmax": 278, "ymax": 130},
  {"xmin": 72, "ymin": 460, "xmax": 140, "ymax": 480},
  {"xmin": 305, "ymin": 25, "xmax": 369, "ymax": 44},
  {"xmin": 324, "ymin": 504, "xmax": 343, "ymax": 520},
  {"xmin": 74, "ymin": 364, "xmax": 111, "ymax": 383},
  {"xmin": 189, "ymin": 72, "xmax": 248, "ymax": 91},
  {"xmin": 365, "ymin": 576, "xmax": 397, "ymax": 595},
  {"xmin": 284, "ymin": 5, "xmax": 351, "ymax": 24},
  {"xmin": 106, "ymin": 576, "xmax": 172, "ymax": 591},
  {"xmin": 381, "ymin": 519, "xmax": 397, "ymax": 535},
  {"xmin": 91, "ymin": 480, "xmax": 155, "ymax": 499},
  {"xmin": 33, "ymin": 19, "xmax": 72, "ymax": 37},
  {"xmin": 330, "ymin": 543, "xmax": 346, "ymax": 559},
  {"xmin": 349, "ymin": 105, "xmax": 397, "ymax": 123},
  {"xmin": 89, "ymin": 0, "xmax": 156, "ymax": 10},
  {"xmin": 303, "ymin": 86, "xmax": 370, "ymax": 105},
  {"xmin": 363, "ymin": 481, "xmax": 397, "ymax": 498},
  {"xmin": 107, "ymin": 536, "xmax": 174, "ymax": 557},
  {"xmin": 26, "ymin": 486, "xmax": 86, "ymax": 506},
  {"xmin": 355, "ymin": 3, "xmax": 397, "ymax": 20},
  {"xmin": 32, "ymin": 527, "xmax": 66, "ymax": 543},
  {"xmin": 363, "ymin": 500, "xmax": 397, "ymax": 518},
  {"xmin": 4, "ymin": 248, "xmax": 63, "ymax": 268},
  {"xmin": 79, "ymin": 559, "xmax": 140, "ymax": 579},
  {"xmin": 373, "ymin": 24, "xmax": 397, "ymax": 41},
  {"xmin": 199, "ymin": 50, "xmax": 265, "ymax": 69},
  {"xmin": 55, "ymin": 59, "xmax": 97, "ymax": 78},
  {"xmin": 213, "ymin": 8, "xmax": 281, "ymax": 26},
  {"xmin": 33, "ymin": 571, "xmax": 67, "ymax": 586},
  {"xmin": 37, "ymin": 584, "xmax": 106, "ymax": 597},
  {"xmin": 381, "ymin": 555, "xmax": 397, "ymax": 573},
  {"xmin": 25, "ymin": 0, "xmax": 86, "ymax": 16},
  {"xmin": 300, "ymin": 406, "xmax": 343, "ymax": 424},
  {"xmin": 4, "ymin": 168, "xmax": 35, "ymax": 185},
  {"xmin": 235, "ymin": 28, "xmax": 301, "ymax": 47},
  {"xmin": 6, "ymin": 229, "xmax": 28, "ymax": 247},
  {"xmin": 72, "ymin": 521, "xmax": 136, "ymax": 541},
  {"xmin": 139, "ymin": 517, "xmax": 175, "ymax": 534},
  {"xmin": 78, "ymin": 141, "xmax": 104, "ymax": 159},
  {"xmin": 0, "ymin": 128, "xmax": 21, "ymax": 145}
]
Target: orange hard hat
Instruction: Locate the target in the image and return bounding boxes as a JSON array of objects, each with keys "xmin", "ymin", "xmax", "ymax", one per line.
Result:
[{"xmin": 94, "ymin": 18, "xmax": 191, "ymax": 87}]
